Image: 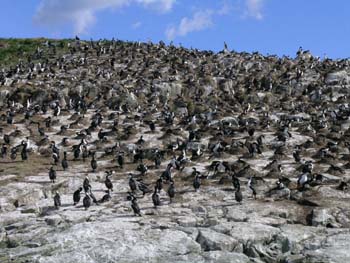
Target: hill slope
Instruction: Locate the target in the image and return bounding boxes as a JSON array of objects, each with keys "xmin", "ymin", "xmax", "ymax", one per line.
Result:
[{"xmin": 1, "ymin": 38, "xmax": 350, "ymax": 263}]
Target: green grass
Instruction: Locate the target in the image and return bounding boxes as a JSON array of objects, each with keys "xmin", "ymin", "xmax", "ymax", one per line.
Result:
[{"xmin": 0, "ymin": 38, "xmax": 71, "ymax": 67}]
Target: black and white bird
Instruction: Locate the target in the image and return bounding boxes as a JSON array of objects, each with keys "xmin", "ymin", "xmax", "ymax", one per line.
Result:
[
  {"xmin": 248, "ymin": 177, "xmax": 257, "ymax": 199},
  {"xmin": 83, "ymin": 176, "xmax": 91, "ymax": 193},
  {"xmin": 52, "ymin": 152, "xmax": 60, "ymax": 165},
  {"xmin": 293, "ymin": 150, "xmax": 301, "ymax": 163},
  {"xmin": 53, "ymin": 104, "xmax": 61, "ymax": 117},
  {"xmin": 297, "ymin": 172, "xmax": 312, "ymax": 189}
]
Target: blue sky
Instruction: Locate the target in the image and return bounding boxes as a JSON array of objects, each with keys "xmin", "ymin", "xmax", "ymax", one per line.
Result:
[{"xmin": 1, "ymin": 0, "xmax": 349, "ymax": 58}]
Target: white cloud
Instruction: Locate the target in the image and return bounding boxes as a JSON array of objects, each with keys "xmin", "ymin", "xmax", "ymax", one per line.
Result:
[
  {"xmin": 217, "ymin": 0, "xmax": 232, "ymax": 16},
  {"xmin": 136, "ymin": 0, "xmax": 176, "ymax": 13},
  {"xmin": 166, "ymin": 10, "xmax": 213, "ymax": 40},
  {"xmin": 132, "ymin": 21, "xmax": 142, "ymax": 29},
  {"xmin": 245, "ymin": 0, "xmax": 264, "ymax": 20},
  {"xmin": 34, "ymin": 0, "xmax": 175, "ymax": 35}
]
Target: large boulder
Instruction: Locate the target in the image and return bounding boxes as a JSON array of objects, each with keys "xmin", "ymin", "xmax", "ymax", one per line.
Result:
[
  {"xmin": 196, "ymin": 228, "xmax": 240, "ymax": 252},
  {"xmin": 325, "ymin": 71, "xmax": 350, "ymax": 85}
]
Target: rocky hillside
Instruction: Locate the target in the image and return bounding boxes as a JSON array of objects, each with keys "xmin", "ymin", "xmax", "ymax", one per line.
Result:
[{"xmin": 1, "ymin": 38, "xmax": 350, "ymax": 263}]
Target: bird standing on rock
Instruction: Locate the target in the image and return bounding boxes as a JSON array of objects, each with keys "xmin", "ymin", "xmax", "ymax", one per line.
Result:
[
  {"xmin": 99, "ymin": 189, "xmax": 112, "ymax": 203},
  {"xmin": 297, "ymin": 172, "xmax": 311, "ymax": 190},
  {"xmin": 167, "ymin": 180, "xmax": 175, "ymax": 203},
  {"xmin": 248, "ymin": 177, "xmax": 257, "ymax": 199},
  {"xmin": 131, "ymin": 196, "xmax": 142, "ymax": 216},
  {"xmin": 21, "ymin": 141, "xmax": 28, "ymax": 161},
  {"xmin": 152, "ymin": 186, "xmax": 161, "ymax": 208},
  {"xmin": 156, "ymin": 177, "xmax": 163, "ymax": 193},
  {"xmin": 117, "ymin": 153, "xmax": 124, "ymax": 169},
  {"xmin": 73, "ymin": 187, "xmax": 82, "ymax": 205},
  {"xmin": 83, "ymin": 176, "xmax": 91, "ymax": 193},
  {"xmin": 129, "ymin": 175, "xmax": 137, "ymax": 193},
  {"xmin": 138, "ymin": 180, "xmax": 151, "ymax": 196},
  {"xmin": 49, "ymin": 166, "xmax": 56, "ymax": 183},
  {"xmin": 231, "ymin": 174, "xmax": 240, "ymax": 190},
  {"xmin": 1, "ymin": 144, "xmax": 7, "ymax": 158},
  {"xmin": 61, "ymin": 151, "xmax": 68, "ymax": 171},
  {"xmin": 235, "ymin": 182, "xmax": 243, "ymax": 204},
  {"xmin": 91, "ymin": 152, "xmax": 97, "ymax": 172},
  {"xmin": 83, "ymin": 194, "xmax": 91, "ymax": 210},
  {"xmin": 105, "ymin": 171, "xmax": 113, "ymax": 191},
  {"xmin": 54, "ymin": 192, "xmax": 61, "ymax": 209},
  {"xmin": 193, "ymin": 174, "xmax": 201, "ymax": 192}
]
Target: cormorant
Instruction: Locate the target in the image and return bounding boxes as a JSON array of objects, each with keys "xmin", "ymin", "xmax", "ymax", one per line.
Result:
[
  {"xmin": 136, "ymin": 135, "xmax": 145, "ymax": 145},
  {"xmin": 1, "ymin": 144, "xmax": 7, "ymax": 158},
  {"xmin": 232, "ymin": 175, "xmax": 240, "ymax": 190},
  {"xmin": 53, "ymin": 104, "xmax": 61, "ymax": 117},
  {"xmin": 297, "ymin": 172, "xmax": 312, "ymax": 189},
  {"xmin": 49, "ymin": 166, "xmax": 56, "ymax": 183},
  {"xmin": 54, "ymin": 192, "xmax": 61, "ymax": 209},
  {"xmin": 82, "ymin": 146, "xmax": 89, "ymax": 162},
  {"xmin": 91, "ymin": 152, "xmax": 97, "ymax": 172},
  {"xmin": 193, "ymin": 174, "xmax": 201, "ymax": 192},
  {"xmin": 152, "ymin": 186, "xmax": 161, "ymax": 208},
  {"xmin": 138, "ymin": 180, "xmax": 151, "ymax": 196},
  {"xmin": 61, "ymin": 151, "xmax": 68, "ymax": 170},
  {"xmin": 156, "ymin": 177, "xmax": 163, "ymax": 193},
  {"xmin": 21, "ymin": 141, "xmax": 28, "ymax": 161},
  {"xmin": 149, "ymin": 121, "xmax": 156, "ymax": 132},
  {"xmin": 105, "ymin": 171, "xmax": 113, "ymax": 191},
  {"xmin": 131, "ymin": 197, "xmax": 142, "ymax": 216},
  {"xmin": 161, "ymin": 164, "xmax": 173, "ymax": 182},
  {"xmin": 83, "ymin": 194, "xmax": 91, "ymax": 210},
  {"xmin": 10, "ymin": 148, "xmax": 17, "ymax": 160},
  {"xmin": 248, "ymin": 177, "xmax": 257, "ymax": 199},
  {"xmin": 167, "ymin": 180, "xmax": 175, "ymax": 203},
  {"xmin": 117, "ymin": 153, "xmax": 124, "ymax": 169},
  {"xmin": 4, "ymin": 134, "xmax": 10, "ymax": 144},
  {"xmin": 83, "ymin": 176, "xmax": 91, "ymax": 192},
  {"xmin": 73, "ymin": 187, "xmax": 83, "ymax": 205},
  {"xmin": 137, "ymin": 162, "xmax": 148, "ymax": 175},
  {"xmin": 99, "ymin": 189, "xmax": 111, "ymax": 203},
  {"xmin": 154, "ymin": 153, "xmax": 161, "ymax": 169},
  {"xmin": 129, "ymin": 176, "xmax": 137, "ymax": 193},
  {"xmin": 235, "ymin": 186, "xmax": 243, "ymax": 204},
  {"xmin": 293, "ymin": 150, "xmax": 301, "ymax": 163}
]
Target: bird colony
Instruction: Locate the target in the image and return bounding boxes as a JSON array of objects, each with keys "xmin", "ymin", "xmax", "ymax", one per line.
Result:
[{"xmin": 1, "ymin": 39, "xmax": 350, "ymax": 262}]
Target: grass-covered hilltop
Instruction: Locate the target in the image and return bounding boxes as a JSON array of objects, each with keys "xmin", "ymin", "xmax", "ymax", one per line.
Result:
[
  {"xmin": 0, "ymin": 38, "xmax": 72, "ymax": 66},
  {"xmin": 1, "ymin": 38, "xmax": 350, "ymax": 263}
]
